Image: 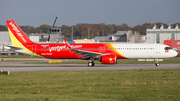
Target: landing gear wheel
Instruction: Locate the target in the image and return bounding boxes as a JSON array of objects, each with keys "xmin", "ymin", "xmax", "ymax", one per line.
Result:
[
  {"xmin": 155, "ymin": 59, "xmax": 160, "ymax": 66},
  {"xmin": 88, "ymin": 61, "xmax": 94, "ymax": 67},
  {"xmin": 155, "ymin": 63, "xmax": 160, "ymax": 66}
]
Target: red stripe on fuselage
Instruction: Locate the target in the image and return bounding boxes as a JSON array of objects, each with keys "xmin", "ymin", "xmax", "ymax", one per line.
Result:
[{"xmin": 34, "ymin": 43, "xmax": 127, "ymax": 59}]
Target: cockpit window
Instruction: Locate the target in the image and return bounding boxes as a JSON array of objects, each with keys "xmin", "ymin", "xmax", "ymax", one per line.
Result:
[{"xmin": 164, "ymin": 47, "xmax": 172, "ymax": 50}]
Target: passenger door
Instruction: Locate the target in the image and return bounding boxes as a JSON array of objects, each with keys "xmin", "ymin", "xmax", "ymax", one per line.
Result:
[{"xmin": 155, "ymin": 45, "xmax": 160, "ymax": 54}]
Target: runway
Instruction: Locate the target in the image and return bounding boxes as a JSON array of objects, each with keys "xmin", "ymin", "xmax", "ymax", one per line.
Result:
[{"xmin": 0, "ymin": 61, "xmax": 180, "ymax": 72}]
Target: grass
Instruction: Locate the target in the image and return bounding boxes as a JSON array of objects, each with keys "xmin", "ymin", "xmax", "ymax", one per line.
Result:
[{"xmin": 0, "ymin": 70, "xmax": 180, "ymax": 100}]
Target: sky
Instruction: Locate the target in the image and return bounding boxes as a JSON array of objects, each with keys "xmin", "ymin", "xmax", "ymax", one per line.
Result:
[{"xmin": 0, "ymin": 0, "xmax": 180, "ymax": 27}]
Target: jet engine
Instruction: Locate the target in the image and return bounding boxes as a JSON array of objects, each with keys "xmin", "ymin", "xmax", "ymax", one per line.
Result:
[{"xmin": 100, "ymin": 55, "xmax": 117, "ymax": 64}]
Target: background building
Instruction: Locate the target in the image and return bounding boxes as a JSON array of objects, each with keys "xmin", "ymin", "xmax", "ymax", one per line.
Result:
[
  {"xmin": 0, "ymin": 31, "xmax": 11, "ymax": 50},
  {"xmin": 93, "ymin": 30, "xmax": 146, "ymax": 43},
  {"xmin": 48, "ymin": 28, "xmax": 64, "ymax": 42},
  {"xmin": 28, "ymin": 28, "xmax": 65, "ymax": 43},
  {"xmin": 146, "ymin": 24, "xmax": 180, "ymax": 43},
  {"xmin": 0, "ymin": 31, "xmax": 12, "ymax": 55},
  {"xmin": 29, "ymin": 33, "xmax": 40, "ymax": 43}
]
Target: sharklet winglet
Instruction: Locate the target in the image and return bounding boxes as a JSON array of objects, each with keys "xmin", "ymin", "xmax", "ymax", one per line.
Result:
[{"xmin": 64, "ymin": 40, "xmax": 72, "ymax": 49}]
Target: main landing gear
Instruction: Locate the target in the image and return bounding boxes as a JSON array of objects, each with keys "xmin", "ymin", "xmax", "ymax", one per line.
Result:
[
  {"xmin": 88, "ymin": 57, "xmax": 95, "ymax": 67},
  {"xmin": 155, "ymin": 59, "xmax": 160, "ymax": 66},
  {"xmin": 88, "ymin": 61, "xmax": 94, "ymax": 67}
]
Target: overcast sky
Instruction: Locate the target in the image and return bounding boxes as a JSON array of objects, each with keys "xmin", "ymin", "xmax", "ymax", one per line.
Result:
[{"xmin": 0, "ymin": 0, "xmax": 180, "ymax": 27}]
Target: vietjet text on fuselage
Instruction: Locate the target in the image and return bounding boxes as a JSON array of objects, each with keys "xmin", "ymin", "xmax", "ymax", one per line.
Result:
[{"xmin": 6, "ymin": 20, "xmax": 178, "ymax": 66}]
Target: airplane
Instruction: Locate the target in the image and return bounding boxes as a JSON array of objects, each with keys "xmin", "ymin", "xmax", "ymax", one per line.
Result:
[{"xmin": 5, "ymin": 20, "xmax": 178, "ymax": 67}]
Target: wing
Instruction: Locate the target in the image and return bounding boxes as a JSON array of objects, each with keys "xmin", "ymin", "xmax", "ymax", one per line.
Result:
[
  {"xmin": 64, "ymin": 40, "xmax": 108, "ymax": 59},
  {"xmin": 71, "ymin": 48, "xmax": 108, "ymax": 59}
]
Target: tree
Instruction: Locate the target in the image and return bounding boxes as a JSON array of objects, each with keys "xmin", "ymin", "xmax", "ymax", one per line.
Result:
[
  {"xmin": 121, "ymin": 23, "xmax": 128, "ymax": 27},
  {"xmin": 116, "ymin": 25, "xmax": 129, "ymax": 31},
  {"xmin": 39, "ymin": 24, "xmax": 51, "ymax": 33},
  {"xmin": 20, "ymin": 25, "xmax": 37, "ymax": 34},
  {"xmin": 0, "ymin": 25, "xmax": 7, "ymax": 31},
  {"xmin": 1, "ymin": 22, "xmax": 179, "ymax": 38},
  {"xmin": 105, "ymin": 25, "xmax": 114, "ymax": 34}
]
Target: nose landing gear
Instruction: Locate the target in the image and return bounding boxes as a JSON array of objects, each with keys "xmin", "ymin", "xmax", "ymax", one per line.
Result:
[{"xmin": 155, "ymin": 59, "xmax": 160, "ymax": 66}]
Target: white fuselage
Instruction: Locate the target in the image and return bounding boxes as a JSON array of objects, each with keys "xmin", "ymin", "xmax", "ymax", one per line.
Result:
[{"xmin": 113, "ymin": 43, "xmax": 177, "ymax": 59}]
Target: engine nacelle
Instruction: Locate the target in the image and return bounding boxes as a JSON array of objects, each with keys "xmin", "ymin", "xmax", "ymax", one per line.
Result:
[{"xmin": 100, "ymin": 55, "xmax": 117, "ymax": 64}]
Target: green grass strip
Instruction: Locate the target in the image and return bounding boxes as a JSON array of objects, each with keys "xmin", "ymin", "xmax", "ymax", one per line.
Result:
[{"xmin": 0, "ymin": 70, "xmax": 180, "ymax": 100}]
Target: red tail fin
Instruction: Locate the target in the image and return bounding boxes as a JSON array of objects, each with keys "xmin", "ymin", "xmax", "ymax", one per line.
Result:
[{"xmin": 6, "ymin": 20, "xmax": 34, "ymax": 46}]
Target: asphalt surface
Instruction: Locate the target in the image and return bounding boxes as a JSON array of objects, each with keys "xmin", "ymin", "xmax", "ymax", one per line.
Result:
[{"xmin": 0, "ymin": 61, "xmax": 180, "ymax": 72}]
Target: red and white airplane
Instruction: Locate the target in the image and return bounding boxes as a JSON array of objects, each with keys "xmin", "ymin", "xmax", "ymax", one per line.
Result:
[{"xmin": 6, "ymin": 20, "xmax": 178, "ymax": 66}]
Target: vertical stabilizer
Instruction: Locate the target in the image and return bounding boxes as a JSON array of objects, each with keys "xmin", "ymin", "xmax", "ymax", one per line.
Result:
[
  {"xmin": 6, "ymin": 20, "xmax": 35, "ymax": 47},
  {"xmin": 6, "ymin": 20, "xmax": 38, "ymax": 56}
]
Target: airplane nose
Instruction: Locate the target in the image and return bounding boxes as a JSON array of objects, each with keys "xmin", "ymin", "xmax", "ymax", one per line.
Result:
[{"xmin": 173, "ymin": 51, "xmax": 178, "ymax": 57}]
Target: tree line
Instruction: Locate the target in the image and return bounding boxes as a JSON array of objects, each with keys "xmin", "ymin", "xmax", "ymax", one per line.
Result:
[{"xmin": 0, "ymin": 22, "xmax": 179, "ymax": 40}]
